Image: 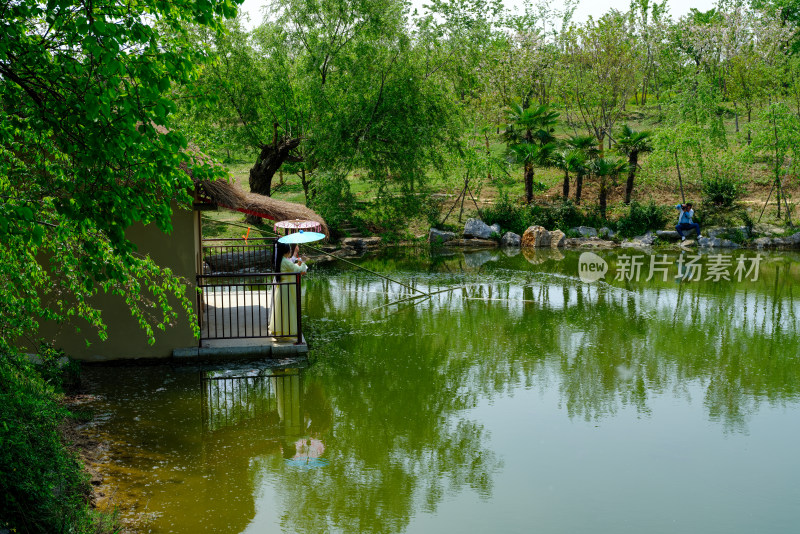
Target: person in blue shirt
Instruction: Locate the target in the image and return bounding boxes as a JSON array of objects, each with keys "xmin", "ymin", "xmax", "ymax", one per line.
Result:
[{"xmin": 675, "ymin": 203, "xmax": 701, "ymax": 241}]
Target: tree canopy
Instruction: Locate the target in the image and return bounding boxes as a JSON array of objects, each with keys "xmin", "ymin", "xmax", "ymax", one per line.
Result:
[{"xmin": 0, "ymin": 0, "xmax": 241, "ymax": 354}]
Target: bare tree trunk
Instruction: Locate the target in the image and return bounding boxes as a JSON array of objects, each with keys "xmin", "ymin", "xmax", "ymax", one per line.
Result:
[
  {"xmin": 249, "ymin": 137, "xmax": 302, "ymax": 197},
  {"xmin": 575, "ymin": 171, "xmax": 584, "ymax": 205},
  {"xmin": 485, "ymin": 132, "xmax": 493, "ymax": 182},
  {"xmin": 747, "ymin": 108, "xmax": 752, "ymax": 145},
  {"xmin": 562, "ymin": 171, "xmax": 570, "ymax": 199},
  {"xmin": 300, "ymin": 168, "xmax": 313, "ymax": 204}
]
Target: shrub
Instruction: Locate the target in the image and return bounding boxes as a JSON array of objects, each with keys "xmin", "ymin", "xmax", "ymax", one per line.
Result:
[
  {"xmin": 702, "ymin": 176, "xmax": 740, "ymax": 207},
  {"xmin": 309, "ymin": 172, "xmax": 355, "ymax": 234},
  {"xmin": 616, "ymin": 201, "xmax": 669, "ymax": 237},
  {"xmin": 481, "ymin": 191, "xmax": 533, "ymax": 235},
  {"xmin": 715, "ymin": 228, "xmax": 746, "ymax": 244},
  {"xmin": 0, "ymin": 354, "xmax": 91, "ymax": 533},
  {"xmin": 530, "ymin": 199, "xmax": 586, "ymax": 231}
]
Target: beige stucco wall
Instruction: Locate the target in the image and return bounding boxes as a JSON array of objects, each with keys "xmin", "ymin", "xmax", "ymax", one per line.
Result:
[{"xmin": 41, "ymin": 203, "xmax": 201, "ymax": 361}]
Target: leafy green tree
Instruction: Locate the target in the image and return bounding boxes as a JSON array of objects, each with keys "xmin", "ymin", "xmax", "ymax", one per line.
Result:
[
  {"xmin": 615, "ymin": 124, "xmax": 653, "ymax": 204},
  {"xmin": 747, "ymin": 102, "xmax": 800, "ymax": 222},
  {"xmin": 1, "ymin": 0, "xmax": 238, "ymax": 356},
  {"xmin": 560, "ymin": 11, "xmax": 640, "ymax": 155},
  {"xmin": 0, "ymin": 1, "xmax": 240, "ymax": 531}
]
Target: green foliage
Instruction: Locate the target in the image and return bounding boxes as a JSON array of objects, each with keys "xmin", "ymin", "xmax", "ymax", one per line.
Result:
[
  {"xmin": 0, "ymin": 354, "xmax": 115, "ymax": 534},
  {"xmin": 309, "ymin": 173, "xmax": 355, "ymax": 234},
  {"xmin": 702, "ymin": 176, "xmax": 741, "ymax": 207},
  {"xmin": 1, "ymin": 0, "xmax": 238, "ymax": 355},
  {"xmin": 483, "ymin": 194, "xmax": 617, "ymax": 235},
  {"xmin": 481, "ymin": 191, "xmax": 533, "ymax": 235},
  {"xmin": 616, "ymin": 201, "xmax": 670, "ymax": 237},
  {"xmin": 530, "ymin": 200, "xmax": 588, "ymax": 231}
]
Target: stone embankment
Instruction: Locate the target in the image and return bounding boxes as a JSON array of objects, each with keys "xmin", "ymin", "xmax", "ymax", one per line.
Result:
[{"xmin": 426, "ymin": 218, "xmax": 800, "ymax": 251}]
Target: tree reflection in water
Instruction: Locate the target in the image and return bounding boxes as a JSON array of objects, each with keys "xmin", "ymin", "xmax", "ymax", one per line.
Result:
[{"xmin": 81, "ymin": 248, "xmax": 800, "ymax": 533}]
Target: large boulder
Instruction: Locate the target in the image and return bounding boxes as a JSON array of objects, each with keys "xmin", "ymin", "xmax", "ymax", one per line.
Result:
[
  {"xmin": 752, "ymin": 232, "xmax": 800, "ymax": 248},
  {"xmin": 489, "ymin": 223, "xmax": 502, "ymax": 236},
  {"xmin": 753, "ymin": 236, "xmax": 775, "ymax": 248},
  {"xmin": 463, "ymin": 218, "xmax": 493, "ymax": 239},
  {"xmin": 708, "ymin": 226, "xmax": 750, "ymax": 239},
  {"xmin": 783, "ymin": 232, "xmax": 800, "ymax": 246},
  {"xmin": 621, "ymin": 231, "xmax": 655, "ymax": 248},
  {"xmin": 501, "ymin": 231, "xmax": 521, "ymax": 247},
  {"xmin": 521, "ymin": 225, "xmax": 551, "ymax": 247},
  {"xmin": 570, "ymin": 226, "xmax": 598, "ymax": 238},
  {"xmin": 752, "ymin": 223, "xmax": 783, "ymax": 236},
  {"xmin": 550, "ymin": 229, "xmax": 566, "ymax": 248},
  {"xmin": 698, "ymin": 236, "xmax": 739, "ymax": 248},
  {"xmin": 429, "ymin": 228, "xmax": 456, "ymax": 245}
]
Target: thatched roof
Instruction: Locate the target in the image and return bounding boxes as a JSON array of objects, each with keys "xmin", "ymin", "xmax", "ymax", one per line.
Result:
[
  {"xmin": 197, "ymin": 177, "xmax": 329, "ymax": 237},
  {"xmin": 154, "ymin": 124, "xmax": 328, "ymax": 236}
]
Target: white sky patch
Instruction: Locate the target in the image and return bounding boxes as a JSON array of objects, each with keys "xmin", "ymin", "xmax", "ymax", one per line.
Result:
[{"xmin": 238, "ymin": 0, "xmax": 719, "ymax": 29}]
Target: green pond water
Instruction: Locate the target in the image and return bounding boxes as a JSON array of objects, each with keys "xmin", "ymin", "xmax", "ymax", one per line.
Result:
[{"xmin": 82, "ymin": 248, "xmax": 800, "ymax": 534}]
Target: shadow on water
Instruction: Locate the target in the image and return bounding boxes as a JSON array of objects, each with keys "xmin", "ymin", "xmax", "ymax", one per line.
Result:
[{"xmin": 82, "ymin": 247, "xmax": 800, "ymax": 533}]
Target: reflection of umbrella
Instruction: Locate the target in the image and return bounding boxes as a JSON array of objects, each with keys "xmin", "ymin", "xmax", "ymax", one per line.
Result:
[
  {"xmin": 277, "ymin": 231, "xmax": 326, "ymax": 244},
  {"xmin": 285, "ymin": 438, "xmax": 328, "ymax": 470},
  {"xmin": 274, "ymin": 219, "xmax": 324, "ymax": 235}
]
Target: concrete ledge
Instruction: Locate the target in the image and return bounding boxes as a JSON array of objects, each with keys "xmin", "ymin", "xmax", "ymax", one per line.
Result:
[{"xmin": 173, "ymin": 339, "xmax": 308, "ymax": 359}]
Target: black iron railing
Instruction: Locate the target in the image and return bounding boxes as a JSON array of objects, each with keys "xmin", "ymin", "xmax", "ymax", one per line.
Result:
[
  {"xmin": 196, "ymin": 272, "xmax": 303, "ymax": 345},
  {"xmin": 202, "ymin": 237, "xmax": 277, "ymax": 274}
]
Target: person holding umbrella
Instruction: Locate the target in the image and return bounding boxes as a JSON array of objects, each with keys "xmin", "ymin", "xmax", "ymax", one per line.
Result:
[
  {"xmin": 270, "ymin": 231, "xmax": 325, "ymax": 337},
  {"xmin": 290, "ymin": 244, "xmax": 306, "ymax": 265},
  {"xmin": 270, "ymin": 241, "xmax": 308, "ymax": 337}
]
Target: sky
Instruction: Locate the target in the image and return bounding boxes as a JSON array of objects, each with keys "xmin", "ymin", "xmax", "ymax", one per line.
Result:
[{"xmin": 238, "ymin": 0, "xmax": 719, "ymax": 28}]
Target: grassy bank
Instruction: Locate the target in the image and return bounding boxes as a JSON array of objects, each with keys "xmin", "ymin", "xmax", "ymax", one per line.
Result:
[{"xmin": 0, "ymin": 353, "xmax": 118, "ymax": 534}]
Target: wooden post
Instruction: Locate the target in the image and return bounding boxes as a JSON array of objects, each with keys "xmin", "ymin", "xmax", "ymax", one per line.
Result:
[
  {"xmin": 196, "ymin": 275, "xmax": 203, "ymax": 348},
  {"xmin": 295, "ymin": 273, "xmax": 303, "ymax": 345}
]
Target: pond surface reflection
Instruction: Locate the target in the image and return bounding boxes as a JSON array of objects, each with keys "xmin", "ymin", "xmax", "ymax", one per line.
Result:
[{"xmin": 84, "ymin": 248, "xmax": 800, "ymax": 533}]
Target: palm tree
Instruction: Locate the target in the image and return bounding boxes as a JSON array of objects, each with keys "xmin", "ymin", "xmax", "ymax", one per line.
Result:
[
  {"xmin": 615, "ymin": 124, "xmax": 653, "ymax": 204},
  {"xmin": 504, "ymin": 103, "xmax": 559, "ymax": 203},
  {"xmin": 553, "ymin": 148, "xmax": 587, "ymax": 199},
  {"xmin": 508, "ymin": 142, "xmax": 559, "ymax": 201},
  {"xmin": 565, "ymin": 134, "xmax": 599, "ymax": 205},
  {"xmin": 592, "ymin": 157, "xmax": 626, "ymax": 219}
]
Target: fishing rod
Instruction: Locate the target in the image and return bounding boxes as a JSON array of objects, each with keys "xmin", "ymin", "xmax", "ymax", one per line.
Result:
[{"xmin": 201, "ymin": 216, "xmax": 428, "ymax": 296}]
